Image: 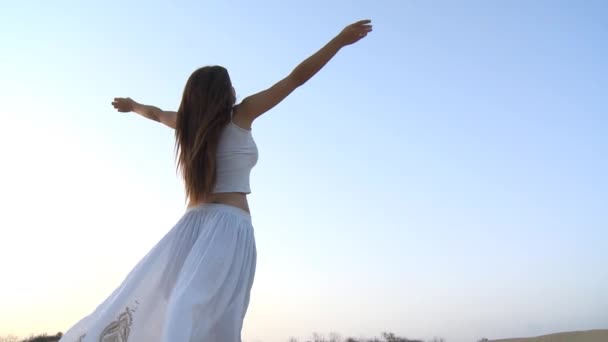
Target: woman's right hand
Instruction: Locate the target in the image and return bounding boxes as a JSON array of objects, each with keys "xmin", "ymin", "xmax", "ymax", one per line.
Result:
[
  {"xmin": 335, "ymin": 19, "xmax": 373, "ymax": 47},
  {"xmin": 112, "ymin": 97, "xmax": 136, "ymax": 112}
]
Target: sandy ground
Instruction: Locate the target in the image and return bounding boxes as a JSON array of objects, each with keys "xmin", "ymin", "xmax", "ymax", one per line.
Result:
[{"xmin": 490, "ymin": 329, "xmax": 608, "ymax": 342}]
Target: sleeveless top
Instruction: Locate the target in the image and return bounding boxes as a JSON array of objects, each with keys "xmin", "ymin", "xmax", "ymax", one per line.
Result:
[{"xmin": 212, "ymin": 110, "xmax": 258, "ymax": 194}]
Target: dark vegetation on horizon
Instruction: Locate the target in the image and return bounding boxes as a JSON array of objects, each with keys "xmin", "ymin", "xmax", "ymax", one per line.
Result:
[
  {"xmin": 0, "ymin": 333, "xmax": 63, "ymax": 342},
  {"xmin": 0, "ymin": 332, "xmax": 470, "ymax": 342}
]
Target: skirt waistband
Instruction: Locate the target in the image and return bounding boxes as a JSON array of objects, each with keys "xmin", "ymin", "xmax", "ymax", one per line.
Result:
[{"xmin": 185, "ymin": 203, "xmax": 251, "ymax": 221}]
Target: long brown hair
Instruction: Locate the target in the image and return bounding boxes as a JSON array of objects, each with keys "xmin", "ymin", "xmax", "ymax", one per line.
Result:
[{"xmin": 174, "ymin": 66, "xmax": 236, "ymax": 203}]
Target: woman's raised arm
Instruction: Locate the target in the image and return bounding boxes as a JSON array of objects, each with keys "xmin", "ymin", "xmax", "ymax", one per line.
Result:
[
  {"xmin": 234, "ymin": 19, "xmax": 373, "ymax": 126},
  {"xmin": 112, "ymin": 97, "xmax": 177, "ymax": 129}
]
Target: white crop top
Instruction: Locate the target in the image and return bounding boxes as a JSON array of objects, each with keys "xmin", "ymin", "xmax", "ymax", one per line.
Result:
[{"xmin": 212, "ymin": 113, "xmax": 258, "ymax": 194}]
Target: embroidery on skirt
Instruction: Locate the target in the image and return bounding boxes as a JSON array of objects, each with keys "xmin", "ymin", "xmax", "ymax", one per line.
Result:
[
  {"xmin": 72, "ymin": 300, "xmax": 139, "ymax": 342},
  {"xmin": 98, "ymin": 306, "xmax": 134, "ymax": 342}
]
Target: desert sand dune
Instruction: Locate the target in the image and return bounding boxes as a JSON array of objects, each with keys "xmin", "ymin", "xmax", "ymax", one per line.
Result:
[{"xmin": 490, "ymin": 329, "xmax": 608, "ymax": 342}]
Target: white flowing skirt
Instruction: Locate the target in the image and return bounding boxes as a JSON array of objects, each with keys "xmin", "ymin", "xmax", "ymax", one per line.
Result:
[{"xmin": 59, "ymin": 203, "xmax": 257, "ymax": 342}]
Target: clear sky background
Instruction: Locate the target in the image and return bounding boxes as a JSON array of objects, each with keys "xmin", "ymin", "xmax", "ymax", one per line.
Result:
[{"xmin": 0, "ymin": 1, "xmax": 606, "ymax": 341}]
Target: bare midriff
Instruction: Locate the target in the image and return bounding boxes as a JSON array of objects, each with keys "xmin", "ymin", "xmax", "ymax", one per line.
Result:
[{"xmin": 187, "ymin": 192, "xmax": 250, "ymax": 214}]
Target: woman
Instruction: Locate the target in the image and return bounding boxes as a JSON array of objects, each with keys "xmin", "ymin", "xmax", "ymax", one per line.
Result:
[{"xmin": 59, "ymin": 19, "xmax": 372, "ymax": 342}]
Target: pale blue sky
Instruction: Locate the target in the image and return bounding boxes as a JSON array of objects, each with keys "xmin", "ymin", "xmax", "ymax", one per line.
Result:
[{"xmin": 0, "ymin": 1, "xmax": 606, "ymax": 341}]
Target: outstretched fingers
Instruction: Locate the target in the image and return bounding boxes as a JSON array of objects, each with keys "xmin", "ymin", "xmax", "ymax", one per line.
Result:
[
  {"xmin": 352, "ymin": 19, "xmax": 373, "ymax": 37},
  {"xmin": 354, "ymin": 19, "xmax": 372, "ymax": 25}
]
